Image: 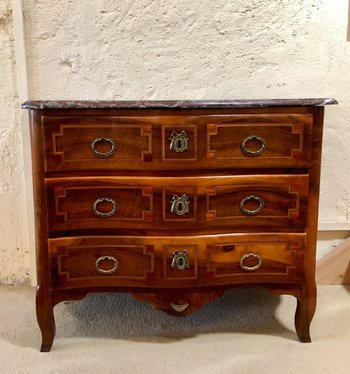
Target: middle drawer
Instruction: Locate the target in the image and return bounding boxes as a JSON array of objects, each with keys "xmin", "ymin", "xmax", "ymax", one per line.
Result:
[{"xmin": 46, "ymin": 175, "xmax": 308, "ymax": 232}]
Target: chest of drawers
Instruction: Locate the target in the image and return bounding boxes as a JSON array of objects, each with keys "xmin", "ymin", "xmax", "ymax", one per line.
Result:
[{"xmin": 23, "ymin": 98, "xmax": 336, "ymax": 351}]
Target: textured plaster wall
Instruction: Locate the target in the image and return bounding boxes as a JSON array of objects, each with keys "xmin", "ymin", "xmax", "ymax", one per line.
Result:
[
  {"xmin": 0, "ymin": 0, "xmax": 29, "ymax": 284},
  {"xmin": 22, "ymin": 0, "xmax": 350, "ymax": 223},
  {"xmin": 1, "ymin": 0, "xmax": 350, "ymax": 283}
]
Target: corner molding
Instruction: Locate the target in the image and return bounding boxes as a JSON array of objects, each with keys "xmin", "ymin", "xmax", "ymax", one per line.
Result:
[{"xmin": 12, "ymin": 0, "xmax": 36, "ymax": 286}]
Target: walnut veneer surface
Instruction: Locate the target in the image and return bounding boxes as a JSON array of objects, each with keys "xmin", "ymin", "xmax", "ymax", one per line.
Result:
[{"xmin": 23, "ymin": 99, "xmax": 337, "ymax": 351}]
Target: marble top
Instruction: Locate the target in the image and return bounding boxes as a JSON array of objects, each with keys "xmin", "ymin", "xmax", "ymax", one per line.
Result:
[{"xmin": 21, "ymin": 98, "xmax": 337, "ymax": 110}]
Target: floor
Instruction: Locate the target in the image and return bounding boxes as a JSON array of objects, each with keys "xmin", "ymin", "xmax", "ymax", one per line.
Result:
[{"xmin": 0, "ymin": 285, "xmax": 349, "ymax": 373}]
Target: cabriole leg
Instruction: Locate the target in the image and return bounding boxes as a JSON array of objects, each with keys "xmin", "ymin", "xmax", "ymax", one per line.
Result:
[
  {"xmin": 294, "ymin": 282, "xmax": 316, "ymax": 343},
  {"xmin": 36, "ymin": 287, "xmax": 56, "ymax": 352}
]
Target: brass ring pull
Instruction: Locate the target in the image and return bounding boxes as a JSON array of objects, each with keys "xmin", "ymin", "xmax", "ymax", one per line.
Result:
[
  {"xmin": 170, "ymin": 194, "xmax": 190, "ymax": 216},
  {"xmin": 93, "ymin": 197, "xmax": 117, "ymax": 217},
  {"xmin": 241, "ymin": 135, "xmax": 266, "ymax": 156},
  {"xmin": 169, "ymin": 131, "xmax": 189, "ymax": 153},
  {"xmin": 170, "ymin": 302, "xmax": 190, "ymax": 312},
  {"xmin": 240, "ymin": 195, "xmax": 264, "ymax": 216},
  {"xmin": 90, "ymin": 136, "xmax": 116, "ymax": 158},
  {"xmin": 240, "ymin": 253, "xmax": 263, "ymax": 272},
  {"xmin": 95, "ymin": 255, "xmax": 119, "ymax": 275}
]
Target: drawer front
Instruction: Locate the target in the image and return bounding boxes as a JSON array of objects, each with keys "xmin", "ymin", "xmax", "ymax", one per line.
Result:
[
  {"xmin": 43, "ymin": 116, "xmax": 152, "ymax": 172},
  {"xmin": 42, "ymin": 112, "xmax": 312, "ymax": 171},
  {"xmin": 46, "ymin": 175, "xmax": 309, "ymax": 232},
  {"xmin": 49, "ymin": 234, "xmax": 306, "ymax": 289},
  {"xmin": 206, "ymin": 113, "xmax": 312, "ymax": 168}
]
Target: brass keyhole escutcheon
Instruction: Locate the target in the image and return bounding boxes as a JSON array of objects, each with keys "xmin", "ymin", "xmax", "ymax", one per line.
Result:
[
  {"xmin": 169, "ymin": 131, "xmax": 189, "ymax": 153},
  {"xmin": 170, "ymin": 194, "xmax": 190, "ymax": 216},
  {"xmin": 177, "ymin": 257, "xmax": 185, "ymax": 268},
  {"xmin": 171, "ymin": 251, "xmax": 190, "ymax": 270}
]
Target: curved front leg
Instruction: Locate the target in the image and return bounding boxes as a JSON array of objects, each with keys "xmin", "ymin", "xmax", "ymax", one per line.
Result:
[
  {"xmin": 36, "ymin": 286, "xmax": 56, "ymax": 352},
  {"xmin": 294, "ymin": 282, "xmax": 316, "ymax": 343}
]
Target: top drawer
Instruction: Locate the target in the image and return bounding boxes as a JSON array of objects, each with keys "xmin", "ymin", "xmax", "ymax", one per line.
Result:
[{"xmin": 42, "ymin": 112, "xmax": 313, "ymax": 172}]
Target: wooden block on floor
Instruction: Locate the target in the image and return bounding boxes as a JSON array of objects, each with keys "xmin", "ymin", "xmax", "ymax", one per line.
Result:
[{"xmin": 316, "ymin": 237, "xmax": 350, "ymax": 284}]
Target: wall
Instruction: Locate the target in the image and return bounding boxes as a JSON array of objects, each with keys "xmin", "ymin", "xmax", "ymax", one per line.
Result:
[
  {"xmin": 0, "ymin": 0, "xmax": 29, "ymax": 284},
  {"xmin": 0, "ymin": 0, "xmax": 350, "ymax": 283},
  {"xmin": 22, "ymin": 0, "xmax": 350, "ymax": 221}
]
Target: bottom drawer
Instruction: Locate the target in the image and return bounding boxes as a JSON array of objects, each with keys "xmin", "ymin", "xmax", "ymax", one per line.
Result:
[{"xmin": 49, "ymin": 234, "xmax": 306, "ymax": 289}]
